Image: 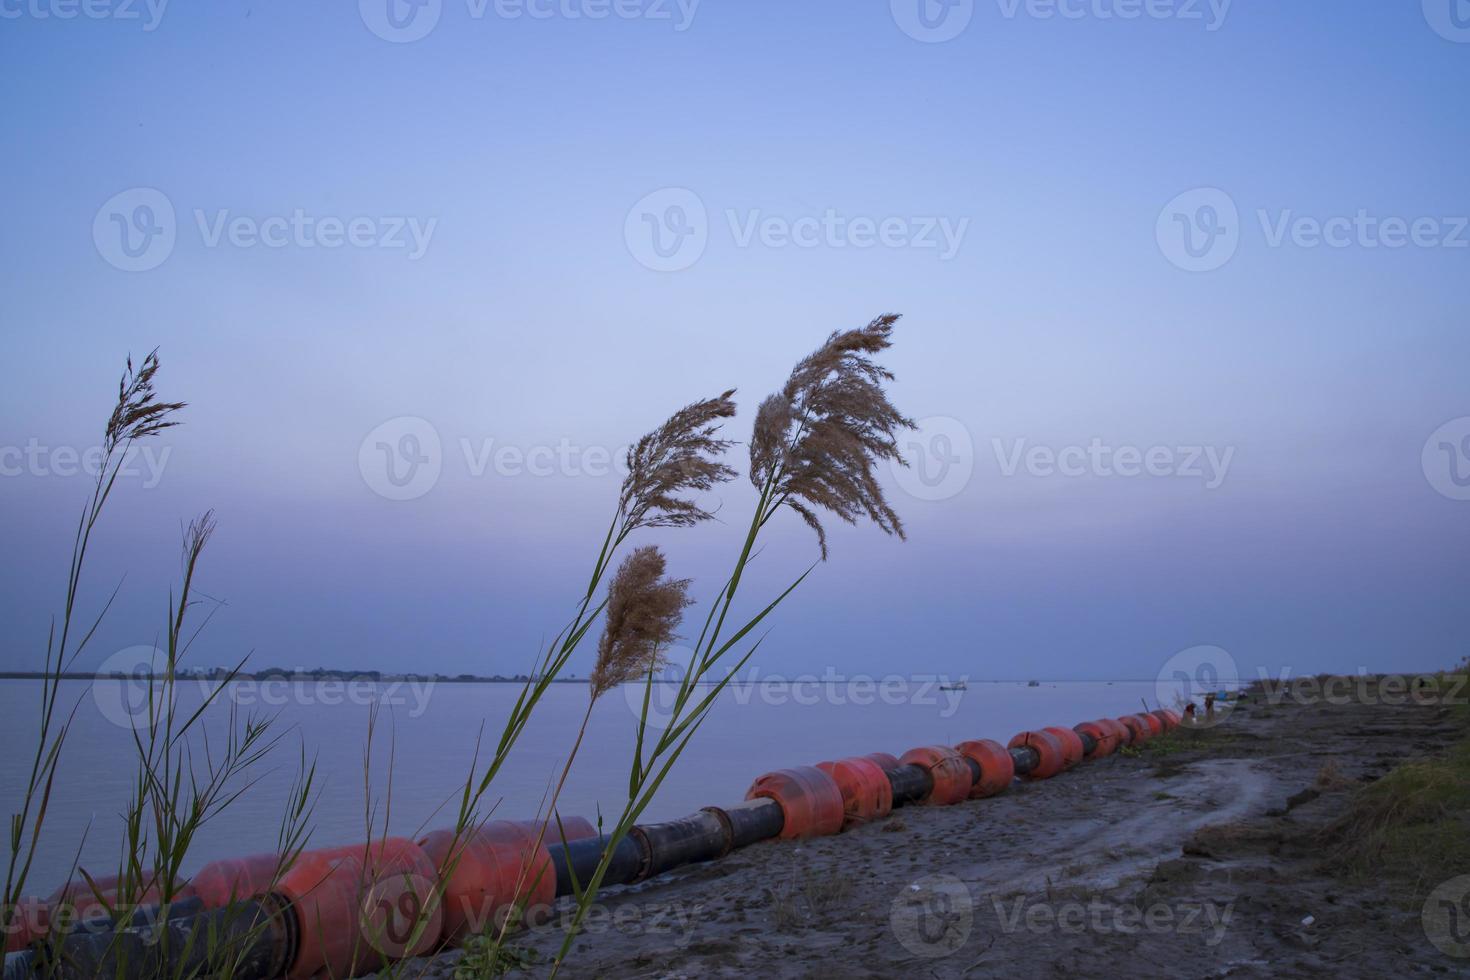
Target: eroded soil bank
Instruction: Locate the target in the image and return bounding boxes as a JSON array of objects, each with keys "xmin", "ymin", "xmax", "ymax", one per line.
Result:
[{"xmin": 398, "ymin": 681, "xmax": 1469, "ymax": 978}]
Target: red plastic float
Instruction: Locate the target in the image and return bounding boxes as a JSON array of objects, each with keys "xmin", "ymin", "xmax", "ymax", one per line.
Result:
[
  {"xmin": 4, "ymin": 897, "xmax": 47, "ymax": 952},
  {"xmin": 746, "ymin": 766, "xmax": 845, "ymax": 839},
  {"xmin": 278, "ymin": 837, "xmax": 443, "ymax": 980},
  {"xmin": 954, "ymin": 739, "xmax": 1015, "ymax": 798},
  {"xmin": 1119, "ymin": 715, "xmax": 1150, "ymax": 745},
  {"xmin": 421, "ymin": 816, "xmax": 596, "ymax": 943},
  {"xmin": 1008, "ymin": 730, "xmax": 1065, "ymax": 780},
  {"xmin": 863, "ymin": 751, "xmax": 901, "ymax": 771},
  {"xmin": 1152, "ymin": 708, "xmax": 1180, "ymax": 732},
  {"xmin": 815, "ymin": 757, "xmax": 894, "ymax": 828},
  {"xmin": 1042, "ymin": 726, "xmax": 1085, "ymax": 770},
  {"xmin": 46, "ymin": 873, "xmax": 160, "ymax": 923},
  {"xmin": 184, "ymin": 851, "xmax": 285, "ymax": 910},
  {"xmin": 1139, "ymin": 712, "xmax": 1165, "ymax": 737},
  {"xmin": 1099, "ymin": 717, "xmax": 1129, "ymax": 747},
  {"xmin": 899, "ymin": 746, "xmax": 972, "ymax": 806},
  {"xmin": 1072, "ymin": 721, "xmax": 1118, "ymax": 758}
]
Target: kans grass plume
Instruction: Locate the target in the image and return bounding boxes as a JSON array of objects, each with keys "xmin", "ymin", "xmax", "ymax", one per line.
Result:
[
  {"xmin": 105, "ymin": 350, "xmax": 186, "ymax": 453},
  {"xmin": 590, "ymin": 546, "xmax": 692, "ymax": 699},
  {"xmin": 749, "ymin": 313, "xmax": 916, "ymax": 558},
  {"xmin": 617, "ymin": 390, "xmax": 738, "ymax": 533}
]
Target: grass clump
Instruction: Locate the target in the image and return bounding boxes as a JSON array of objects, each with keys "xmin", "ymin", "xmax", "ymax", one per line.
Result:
[{"xmin": 1319, "ymin": 671, "xmax": 1470, "ymax": 895}]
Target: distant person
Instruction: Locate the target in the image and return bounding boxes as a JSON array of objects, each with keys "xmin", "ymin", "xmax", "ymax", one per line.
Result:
[
  {"xmin": 1183, "ymin": 702, "xmax": 1197, "ymax": 725},
  {"xmin": 1204, "ymin": 692, "xmax": 1216, "ymax": 720}
]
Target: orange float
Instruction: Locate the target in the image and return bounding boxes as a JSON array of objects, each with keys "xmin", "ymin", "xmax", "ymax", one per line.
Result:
[
  {"xmin": 863, "ymin": 751, "xmax": 901, "ymax": 771},
  {"xmin": 1119, "ymin": 715, "xmax": 1150, "ymax": 745},
  {"xmin": 954, "ymin": 739, "xmax": 1015, "ymax": 798},
  {"xmin": 184, "ymin": 852, "xmax": 285, "ymax": 910},
  {"xmin": 898, "ymin": 746, "xmax": 972, "ymax": 806},
  {"xmin": 1008, "ymin": 730, "xmax": 1065, "ymax": 780},
  {"xmin": 421, "ymin": 817, "xmax": 596, "ymax": 943},
  {"xmin": 1072, "ymin": 721, "xmax": 1117, "ymax": 758},
  {"xmin": 815, "ymin": 757, "xmax": 894, "ymax": 828},
  {"xmin": 746, "ymin": 766, "xmax": 845, "ymax": 839},
  {"xmin": 1139, "ymin": 712, "xmax": 1165, "ymax": 737},
  {"xmin": 278, "ymin": 837, "xmax": 443, "ymax": 980},
  {"xmin": 1042, "ymin": 726, "xmax": 1085, "ymax": 770},
  {"xmin": 4, "ymin": 896, "xmax": 48, "ymax": 952},
  {"xmin": 47, "ymin": 873, "xmax": 161, "ymax": 923}
]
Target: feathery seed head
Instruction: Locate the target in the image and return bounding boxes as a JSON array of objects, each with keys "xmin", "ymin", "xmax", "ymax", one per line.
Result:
[
  {"xmin": 749, "ymin": 314, "xmax": 915, "ymax": 559},
  {"xmin": 105, "ymin": 349, "xmax": 185, "ymax": 453},
  {"xmin": 617, "ymin": 390, "xmax": 738, "ymax": 533},
  {"xmin": 590, "ymin": 546, "xmax": 693, "ymax": 699}
]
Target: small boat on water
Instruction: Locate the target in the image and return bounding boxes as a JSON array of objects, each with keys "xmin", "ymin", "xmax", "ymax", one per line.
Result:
[{"xmin": 939, "ymin": 681, "xmax": 967, "ymax": 691}]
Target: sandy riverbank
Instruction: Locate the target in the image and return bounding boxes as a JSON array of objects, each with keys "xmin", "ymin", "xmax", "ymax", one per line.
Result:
[{"xmin": 393, "ymin": 680, "xmax": 1467, "ymax": 978}]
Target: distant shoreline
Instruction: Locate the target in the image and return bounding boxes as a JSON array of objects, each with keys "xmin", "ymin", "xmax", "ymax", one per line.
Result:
[
  {"xmin": 0, "ymin": 673, "xmax": 1205, "ymax": 685},
  {"xmin": 0, "ymin": 671, "xmax": 582, "ymax": 684}
]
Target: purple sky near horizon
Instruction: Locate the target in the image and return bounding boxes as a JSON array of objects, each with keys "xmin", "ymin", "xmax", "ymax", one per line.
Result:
[{"xmin": 1, "ymin": 1, "xmax": 1467, "ymax": 685}]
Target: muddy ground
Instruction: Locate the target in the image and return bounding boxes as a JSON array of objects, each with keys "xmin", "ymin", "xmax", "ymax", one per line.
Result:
[{"xmin": 393, "ymin": 686, "xmax": 1468, "ymax": 979}]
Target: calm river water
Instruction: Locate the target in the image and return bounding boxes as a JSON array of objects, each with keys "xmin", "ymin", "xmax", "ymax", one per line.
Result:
[{"xmin": 0, "ymin": 677, "xmax": 1187, "ymax": 895}]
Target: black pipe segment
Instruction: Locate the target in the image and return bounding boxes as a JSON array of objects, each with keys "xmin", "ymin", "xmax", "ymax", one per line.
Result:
[
  {"xmin": 961, "ymin": 755, "xmax": 982, "ymax": 786},
  {"xmin": 628, "ymin": 810, "xmax": 731, "ymax": 882},
  {"xmin": 548, "ymin": 834, "xmax": 644, "ymax": 896},
  {"xmin": 3, "ymin": 952, "xmax": 35, "ymax": 980},
  {"xmin": 1077, "ymin": 731, "xmax": 1098, "ymax": 757},
  {"xmin": 68, "ymin": 896, "xmax": 205, "ymax": 937},
  {"xmin": 885, "ymin": 764, "xmax": 933, "ymax": 806},
  {"xmin": 30, "ymin": 898, "xmax": 289, "ymax": 980},
  {"xmin": 1009, "ymin": 745, "xmax": 1039, "ymax": 775},
  {"xmin": 703, "ymin": 799, "xmax": 784, "ymax": 850}
]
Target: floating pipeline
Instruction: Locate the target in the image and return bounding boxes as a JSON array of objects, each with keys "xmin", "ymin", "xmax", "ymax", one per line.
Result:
[{"xmin": 3, "ymin": 707, "xmax": 1183, "ymax": 979}]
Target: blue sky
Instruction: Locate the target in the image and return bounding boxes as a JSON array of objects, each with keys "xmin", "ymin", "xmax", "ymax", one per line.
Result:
[{"xmin": 1, "ymin": 0, "xmax": 1467, "ymax": 684}]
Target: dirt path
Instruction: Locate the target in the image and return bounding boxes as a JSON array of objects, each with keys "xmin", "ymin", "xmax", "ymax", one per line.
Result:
[{"xmin": 396, "ymin": 689, "xmax": 1466, "ymax": 979}]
